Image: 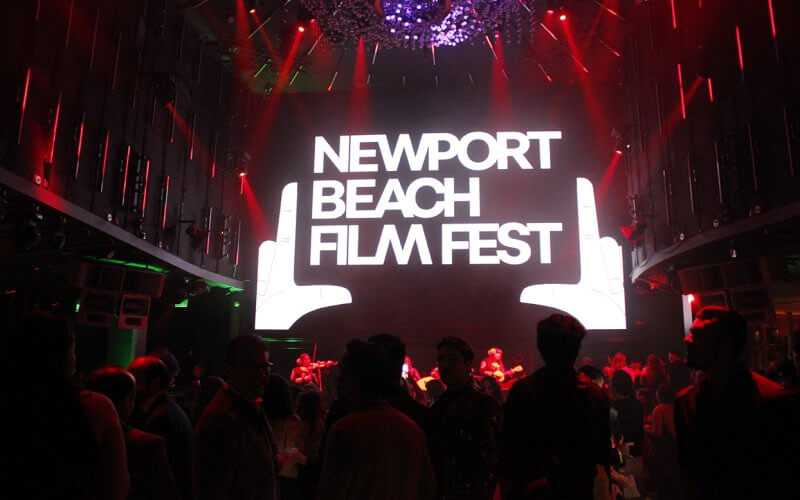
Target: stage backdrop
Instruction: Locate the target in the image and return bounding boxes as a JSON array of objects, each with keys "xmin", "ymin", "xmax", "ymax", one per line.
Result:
[{"xmin": 245, "ymin": 86, "xmax": 627, "ymax": 350}]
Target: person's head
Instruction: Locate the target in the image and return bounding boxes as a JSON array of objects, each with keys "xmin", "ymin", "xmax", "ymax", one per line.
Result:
[
  {"xmin": 611, "ymin": 369, "xmax": 634, "ymax": 399},
  {"xmin": 480, "ymin": 376, "xmax": 503, "ymax": 403},
  {"xmin": 147, "ymin": 348, "xmax": 179, "ymax": 387},
  {"xmin": 655, "ymin": 384, "xmax": 676, "ymax": 405},
  {"xmin": 685, "ymin": 306, "xmax": 747, "ymax": 371},
  {"xmin": 86, "ymin": 366, "xmax": 137, "ymax": 421},
  {"xmin": 296, "ymin": 389, "xmax": 323, "ymax": 424},
  {"xmin": 536, "ymin": 313, "xmax": 587, "ymax": 367},
  {"xmin": 578, "ymin": 365, "xmax": 606, "ymax": 388},
  {"xmin": 192, "ymin": 364, "xmax": 205, "ymax": 378},
  {"xmin": 262, "ymin": 374, "xmax": 294, "ymax": 420},
  {"xmin": 336, "ymin": 340, "xmax": 392, "ymax": 408},
  {"xmin": 580, "ymin": 356, "xmax": 593, "ymax": 367},
  {"xmin": 437, "ymin": 336, "xmax": 474, "ymax": 389},
  {"xmin": 297, "ymin": 353, "xmax": 311, "ymax": 366},
  {"xmin": 611, "ymin": 352, "xmax": 627, "ymax": 370},
  {"xmin": 224, "ymin": 335, "xmax": 271, "ymax": 401},
  {"xmin": 8, "ymin": 311, "xmax": 76, "ymax": 383},
  {"xmin": 128, "ymin": 356, "xmax": 169, "ymax": 400},
  {"xmin": 487, "ymin": 347, "xmax": 502, "ymax": 360},
  {"xmin": 368, "ymin": 333, "xmax": 406, "ymax": 382}
]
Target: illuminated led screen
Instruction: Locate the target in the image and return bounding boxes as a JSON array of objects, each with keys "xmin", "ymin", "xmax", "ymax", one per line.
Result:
[{"xmin": 249, "ymin": 89, "xmax": 627, "ymax": 338}]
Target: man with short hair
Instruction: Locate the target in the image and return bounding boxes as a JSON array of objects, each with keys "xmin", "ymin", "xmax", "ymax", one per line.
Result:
[
  {"xmin": 501, "ymin": 314, "xmax": 610, "ymax": 499},
  {"xmin": 193, "ymin": 334, "xmax": 278, "ymax": 500},
  {"xmin": 318, "ymin": 340, "xmax": 435, "ymax": 500},
  {"xmin": 129, "ymin": 355, "xmax": 193, "ymax": 499},
  {"xmin": 431, "ymin": 336, "xmax": 502, "ymax": 499},
  {"xmin": 676, "ymin": 306, "xmax": 800, "ymax": 499}
]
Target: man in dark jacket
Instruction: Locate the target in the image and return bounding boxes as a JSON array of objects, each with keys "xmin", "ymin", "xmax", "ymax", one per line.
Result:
[
  {"xmin": 129, "ymin": 356, "xmax": 193, "ymax": 499},
  {"xmin": 676, "ymin": 306, "xmax": 800, "ymax": 499},
  {"xmin": 501, "ymin": 314, "xmax": 610, "ymax": 499},
  {"xmin": 193, "ymin": 335, "xmax": 278, "ymax": 500}
]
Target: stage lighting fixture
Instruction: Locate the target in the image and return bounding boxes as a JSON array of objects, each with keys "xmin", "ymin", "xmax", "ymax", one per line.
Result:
[
  {"xmin": 546, "ymin": 9, "xmax": 554, "ymax": 15},
  {"xmin": 559, "ymin": 13, "xmax": 567, "ymax": 21},
  {"xmin": 729, "ymin": 247, "xmax": 738, "ymax": 259},
  {"xmin": 13, "ymin": 205, "xmax": 43, "ymax": 251},
  {"xmin": 236, "ymin": 168, "xmax": 247, "ymax": 178},
  {"xmin": 297, "ymin": 25, "xmax": 305, "ymax": 33},
  {"xmin": 614, "ymin": 149, "xmax": 623, "ymax": 156},
  {"xmin": 249, "ymin": 8, "xmax": 256, "ymax": 14}
]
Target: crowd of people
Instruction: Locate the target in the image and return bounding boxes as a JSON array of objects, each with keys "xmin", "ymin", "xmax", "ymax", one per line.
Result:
[{"xmin": 4, "ymin": 305, "xmax": 800, "ymax": 499}]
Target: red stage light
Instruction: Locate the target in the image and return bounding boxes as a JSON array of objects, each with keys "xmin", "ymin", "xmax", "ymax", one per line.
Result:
[
  {"xmin": 546, "ymin": 9, "xmax": 554, "ymax": 15},
  {"xmin": 238, "ymin": 171, "xmax": 247, "ymax": 178},
  {"xmin": 687, "ymin": 293, "xmax": 695, "ymax": 303},
  {"xmin": 249, "ymin": 8, "xmax": 256, "ymax": 14},
  {"xmin": 559, "ymin": 13, "xmax": 567, "ymax": 21},
  {"xmin": 614, "ymin": 149, "xmax": 623, "ymax": 156},
  {"xmin": 297, "ymin": 25, "xmax": 305, "ymax": 33}
]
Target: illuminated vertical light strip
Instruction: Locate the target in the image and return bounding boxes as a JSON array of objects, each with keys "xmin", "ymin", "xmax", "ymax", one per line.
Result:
[
  {"xmin": 327, "ymin": 71, "xmax": 338, "ymax": 92},
  {"xmin": 677, "ymin": 63, "xmax": 686, "ymax": 119},
  {"xmin": 111, "ymin": 32, "xmax": 122, "ymax": 89},
  {"xmin": 17, "ymin": 67, "xmax": 31, "ymax": 144},
  {"xmin": 161, "ymin": 176, "xmax": 170, "ymax": 229},
  {"xmin": 783, "ymin": 107, "xmax": 795, "ymax": 177},
  {"xmin": 74, "ymin": 112, "xmax": 85, "ymax": 178},
  {"xmin": 707, "ymin": 78, "xmax": 714, "ymax": 103},
  {"xmin": 484, "ymin": 35, "xmax": 497, "ymax": 59},
  {"xmin": 593, "ymin": 0, "xmax": 625, "ymax": 20},
  {"xmin": 571, "ymin": 54, "xmax": 590, "ymax": 74},
  {"xmin": 539, "ymin": 23, "xmax": 559, "ymax": 42},
  {"xmin": 65, "ymin": 0, "xmax": 74, "ymax": 47},
  {"xmin": 430, "ymin": 44, "xmax": 435, "ymax": 66},
  {"xmin": 49, "ymin": 93, "xmax": 62, "ymax": 163},
  {"xmin": 598, "ymin": 38, "xmax": 621, "ymax": 57},
  {"xmin": 735, "ymin": 26, "xmax": 744, "ymax": 73},
  {"xmin": 767, "ymin": 0, "xmax": 776, "ymax": 37},
  {"xmin": 239, "ymin": 175, "xmax": 244, "ymax": 195},
  {"xmin": 373, "ymin": 43, "xmax": 380, "ymax": 65},
  {"xmin": 210, "ymin": 132, "xmax": 217, "ymax": 178},
  {"xmin": 670, "ymin": 0, "xmax": 677, "ymax": 29},
  {"xmin": 234, "ymin": 220, "xmax": 242, "ymax": 266},
  {"xmin": 537, "ymin": 63, "xmax": 553, "ymax": 83},
  {"xmin": 189, "ymin": 113, "xmax": 195, "ymax": 160},
  {"xmin": 121, "ymin": 145, "xmax": 131, "ymax": 204},
  {"xmin": 141, "ymin": 159, "xmax": 150, "ymax": 216},
  {"xmin": 99, "ymin": 131, "xmax": 110, "ymax": 192},
  {"xmin": 205, "ymin": 206, "xmax": 213, "ymax": 254},
  {"xmin": 89, "ymin": 9, "xmax": 100, "ymax": 70}
]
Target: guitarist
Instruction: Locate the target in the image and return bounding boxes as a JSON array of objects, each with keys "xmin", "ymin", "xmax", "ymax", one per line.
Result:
[{"xmin": 481, "ymin": 347, "xmax": 524, "ymax": 383}]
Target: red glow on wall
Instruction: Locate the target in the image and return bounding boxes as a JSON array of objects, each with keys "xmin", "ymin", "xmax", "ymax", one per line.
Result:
[
  {"xmin": 242, "ymin": 177, "xmax": 272, "ymax": 244},
  {"xmin": 707, "ymin": 78, "xmax": 714, "ymax": 103},
  {"xmin": 162, "ymin": 176, "xmax": 170, "ymax": 230},
  {"xmin": 677, "ymin": 63, "xmax": 686, "ymax": 120},
  {"xmin": 767, "ymin": 0, "xmax": 776, "ymax": 37},
  {"xmin": 121, "ymin": 145, "xmax": 131, "ymax": 205},
  {"xmin": 141, "ymin": 159, "xmax": 150, "ymax": 216},
  {"xmin": 735, "ymin": 25, "xmax": 744, "ymax": 72},
  {"xmin": 100, "ymin": 130, "xmax": 110, "ymax": 192},
  {"xmin": 597, "ymin": 150, "xmax": 623, "ymax": 209},
  {"xmin": 18, "ymin": 67, "xmax": 31, "ymax": 144},
  {"xmin": 49, "ymin": 94, "xmax": 62, "ymax": 163},
  {"xmin": 75, "ymin": 113, "xmax": 85, "ymax": 179}
]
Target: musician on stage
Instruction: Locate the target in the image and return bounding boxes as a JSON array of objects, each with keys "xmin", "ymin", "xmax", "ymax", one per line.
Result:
[
  {"xmin": 480, "ymin": 347, "xmax": 506, "ymax": 380},
  {"xmin": 290, "ymin": 353, "xmax": 317, "ymax": 385}
]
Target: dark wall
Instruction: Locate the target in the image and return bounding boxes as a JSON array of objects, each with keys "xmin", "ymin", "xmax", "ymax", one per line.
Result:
[{"xmin": 0, "ymin": 0, "xmax": 245, "ymax": 277}]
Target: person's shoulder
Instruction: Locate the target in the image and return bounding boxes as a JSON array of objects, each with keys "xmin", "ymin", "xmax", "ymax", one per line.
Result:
[
  {"xmin": 750, "ymin": 370, "xmax": 791, "ymax": 400},
  {"xmin": 78, "ymin": 389, "xmax": 117, "ymax": 418},
  {"xmin": 194, "ymin": 392, "xmax": 238, "ymax": 431},
  {"xmin": 127, "ymin": 427, "xmax": 166, "ymax": 450}
]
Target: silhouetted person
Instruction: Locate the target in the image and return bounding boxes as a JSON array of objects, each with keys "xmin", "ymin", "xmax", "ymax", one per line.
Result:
[
  {"xmin": 501, "ymin": 313, "xmax": 610, "ymax": 499},
  {"xmin": 609, "ymin": 369, "xmax": 645, "ymax": 491},
  {"xmin": 676, "ymin": 306, "xmax": 800, "ymax": 499},
  {"xmin": 263, "ymin": 374, "xmax": 305, "ymax": 499},
  {"xmin": 87, "ymin": 366, "xmax": 180, "ymax": 500},
  {"xmin": 666, "ymin": 350, "xmax": 693, "ymax": 392},
  {"xmin": 4, "ymin": 312, "xmax": 129, "ymax": 499},
  {"xmin": 317, "ymin": 340, "xmax": 435, "ymax": 500},
  {"xmin": 129, "ymin": 355, "xmax": 193, "ymax": 499},
  {"xmin": 645, "ymin": 384, "xmax": 679, "ymax": 500},
  {"xmin": 369, "ymin": 333, "xmax": 433, "ymax": 433},
  {"xmin": 193, "ymin": 335, "xmax": 278, "ymax": 500},
  {"xmin": 431, "ymin": 336, "xmax": 502, "ymax": 499}
]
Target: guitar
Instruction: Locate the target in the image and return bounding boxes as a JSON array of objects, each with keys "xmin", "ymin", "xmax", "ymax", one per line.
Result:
[{"xmin": 492, "ymin": 365, "xmax": 523, "ymax": 383}]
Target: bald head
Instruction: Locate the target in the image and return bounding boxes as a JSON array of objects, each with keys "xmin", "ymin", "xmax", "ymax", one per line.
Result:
[{"xmin": 129, "ymin": 356, "xmax": 169, "ymax": 399}]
